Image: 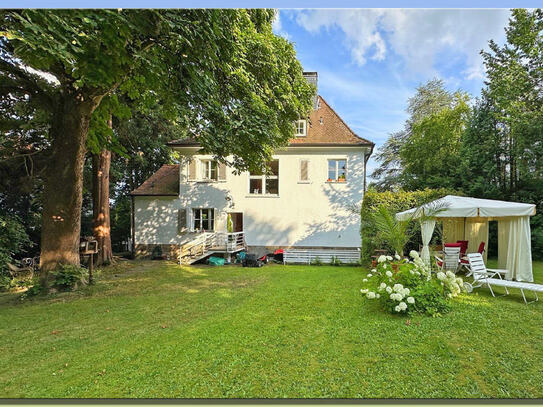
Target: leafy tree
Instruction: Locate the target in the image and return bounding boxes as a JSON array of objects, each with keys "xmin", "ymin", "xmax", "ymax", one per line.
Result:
[
  {"xmin": 372, "ymin": 79, "xmax": 455, "ymax": 190},
  {"xmin": 1, "ymin": 10, "xmax": 313, "ymax": 283},
  {"xmin": 400, "ymin": 92, "xmax": 471, "ymax": 190}
]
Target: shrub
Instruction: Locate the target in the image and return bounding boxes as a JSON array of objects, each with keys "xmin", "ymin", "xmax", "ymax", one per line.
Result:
[
  {"xmin": 361, "ymin": 188, "xmax": 460, "ymax": 261},
  {"xmin": 22, "ymin": 278, "xmax": 44, "ymax": 298},
  {"xmin": 311, "ymin": 256, "xmax": 323, "ymax": 266},
  {"xmin": 51, "ymin": 265, "xmax": 88, "ymax": 290},
  {"xmin": 0, "ymin": 214, "xmax": 32, "ymax": 279},
  {"xmin": 360, "ymin": 252, "xmax": 464, "ymax": 317},
  {"xmin": 330, "ymin": 256, "xmax": 342, "ymax": 266}
]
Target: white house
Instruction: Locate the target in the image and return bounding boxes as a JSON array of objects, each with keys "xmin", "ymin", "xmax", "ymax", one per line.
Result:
[{"xmin": 131, "ymin": 72, "xmax": 374, "ymax": 262}]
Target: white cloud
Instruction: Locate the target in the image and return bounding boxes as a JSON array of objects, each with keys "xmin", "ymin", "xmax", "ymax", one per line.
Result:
[
  {"xmin": 272, "ymin": 10, "xmax": 290, "ymax": 40},
  {"xmin": 295, "ymin": 9, "xmax": 511, "ymax": 80}
]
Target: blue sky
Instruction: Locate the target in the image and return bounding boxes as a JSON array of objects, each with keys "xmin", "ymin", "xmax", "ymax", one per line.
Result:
[{"xmin": 273, "ymin": 9, "xmax": 512, "ymax": 178}]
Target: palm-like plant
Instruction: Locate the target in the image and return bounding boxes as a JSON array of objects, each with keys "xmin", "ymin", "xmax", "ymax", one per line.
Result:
[{"xmin": 372, "ymin": 205, "xmax": 413, "ymax": 257}]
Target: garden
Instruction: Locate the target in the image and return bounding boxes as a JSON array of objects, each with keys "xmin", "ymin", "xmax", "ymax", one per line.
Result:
[{"xmin": 1, "ymin": 260, "xmax": 542, "ymax": 398}]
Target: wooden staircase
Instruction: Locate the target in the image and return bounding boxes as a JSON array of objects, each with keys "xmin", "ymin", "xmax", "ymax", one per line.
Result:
[{"xmin": 179, "ymin": 231, "xmax": 246, "ymax": 265}]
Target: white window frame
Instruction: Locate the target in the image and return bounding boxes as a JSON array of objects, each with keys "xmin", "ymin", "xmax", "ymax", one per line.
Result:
[
  {"xmin": 248, "ymin": 160, "xmax": 279, "ymax": 196},
  {"xmin": 298, "ymin": 158, "xmax": 311, "ymax": 183},
  {"xmin": 327, "ymin": 158, "xmax": 347, "ymax": 183},
  {"xmin": 295, "ymin": 120, "xmax": 307, "ymax": 137},
  {"xmin": 192, "ymin": 208, "xmax": 215, "ymax": 231},
  {"xmin": 200, "ymin": 159, "xmax": 218, "ymax": 181}
]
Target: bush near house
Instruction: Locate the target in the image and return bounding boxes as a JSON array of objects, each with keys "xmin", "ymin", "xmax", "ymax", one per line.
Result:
[{"xmin": 360, "ymin": 188, "xmax": 459, "ymax": 261}]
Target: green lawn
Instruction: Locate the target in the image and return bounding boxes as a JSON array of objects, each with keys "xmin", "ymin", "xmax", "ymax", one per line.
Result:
[{"xmin": 1, "ymin": 259, "xmax": 542, "ymax": 398}]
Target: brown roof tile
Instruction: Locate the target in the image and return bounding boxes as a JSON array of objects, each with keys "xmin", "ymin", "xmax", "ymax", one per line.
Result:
[
  {"xmin": 131, "ymin": 165, "xmax": 179, "ymax": 196},
  {"xmin": 167, "ymin": 95, "xmax": 373, "ymax": 148},
  {"xmin": 290, "ymin": 96, "xmax": 373, "ymax": 146}
]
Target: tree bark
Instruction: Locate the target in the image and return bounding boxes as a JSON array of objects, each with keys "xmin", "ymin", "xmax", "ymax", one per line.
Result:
[
  {"xmin": 39, "ymin": 94, "xmax": 102, "ymax": 285},
  {"xmin": 92, "ymin": 115, "xmax": 113, "ymax": 266}
]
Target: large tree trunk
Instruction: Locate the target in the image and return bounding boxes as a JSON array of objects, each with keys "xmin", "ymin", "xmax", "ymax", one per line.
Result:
[
  {"xmin": 40, "ymin": 95, "xmax": 102, "ymax": 285},
  {"xmin": 92, "ymin": 115, "xmax": 113, "ymax": 266}
]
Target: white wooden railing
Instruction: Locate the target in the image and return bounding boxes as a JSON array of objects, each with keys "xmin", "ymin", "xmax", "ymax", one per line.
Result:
[
  {"xmin": 283, "ymin": 248, "xmax": 360, "ymax": 265},
  {"xmin": 179, "ymin": 231, "xmax": 245, "ymax": 264}
]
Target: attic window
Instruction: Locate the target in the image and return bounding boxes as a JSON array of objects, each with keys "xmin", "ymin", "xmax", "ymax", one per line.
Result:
[
  {"xmin": 319, "ymin": 117, "xmax": 323, "ymax": 125},
  {"xmin": 295, "ymin": 120, "xmax": 307, "ymax": 137}
]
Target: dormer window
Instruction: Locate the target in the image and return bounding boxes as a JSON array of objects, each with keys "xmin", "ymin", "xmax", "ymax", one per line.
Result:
[{"xmin": 295, "ymin": 120, "xmax": 307, "ymax": 137}]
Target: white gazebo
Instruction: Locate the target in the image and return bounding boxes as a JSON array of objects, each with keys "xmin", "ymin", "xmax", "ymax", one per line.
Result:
[{"xmin": 396, "ymin": 195, "xmax": 536, "ymax": 282}]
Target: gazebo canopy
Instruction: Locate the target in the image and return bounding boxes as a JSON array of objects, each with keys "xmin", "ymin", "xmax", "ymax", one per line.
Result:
[
  {"xmin": 396, "ymin": 195, "xmax": 536, "ymax": 220},
  {"xmin": 396, "ymin": 195, "xmax": 536, "ymax": 282}
]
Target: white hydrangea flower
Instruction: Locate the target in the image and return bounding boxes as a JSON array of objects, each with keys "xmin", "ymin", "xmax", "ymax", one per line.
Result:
[
  {"xmin": 394, "ymin": 254, "xmax": 401, "ymax": 260},
  {"xmin": 363, "ymin": 278, "xmax": 368, "ymax": 282},
  {"xmin": 367, "ymin": 291, "xmax": 376, "ymax": 299},
  {"xmin": 375, "ymin": 293, "xmax": 380, "ymax": 298},
  {"xmin": 377, "ymin": 255, "xmax": 387, "ymax": 263},
  {"xmin": 399, "ymin": 301, "xmax": 407, "ymax": 311},
  {"xmin": 409, "ymin": 250, "xmax": 419, "ymax": 259},
  {"xmin": 371, "ymin": 268, "xmax": 377, "ymax": 273},
  {"xmin": 456, "ymin": 277, "xmax": 463, "ymax": 285},
  {"xmin": 402, "ymin": 287, "xmax": 410, "ymax": 296},
  {"xmin": 437, "ymin": 272, "xmax": 446, "ymax": 281},
  {"xmin": 448, "ymin": 293, "xmax": 453, "ymax": 298},
  {"xmin": 379, "ymin": 282, "xmax": 387, "ymax": 289},
  {"xmin": 360, "ymin": 288, "xmax": 369, "ymax": 294},
  {"xmin": 386, "ymin": 255, "xmax": 393, "ymax": 261},
  {"xmin": 367, "ymin": 273, "xmax": 373, "ymax": 278},
  {"xmin": 446, "ymin": 270, "xmax": 455, "ymax": 279},
  {"xmin": 386, "ymin": 286, "xmax": 392, "ymax": 294},
  {"xmin": 393, "ymin": 283, "xmax": 404, "ymax": 292},
  {"xmin": 385, "ymin": 270, "xmax": 393, "ymax": 278},
  {"xmin": 407, "ymin": 296, "xmax": 415, "ymax": 304},
  {"xmin": 395, "ymin": 305, "xmax": 401, "ymax": 312}
]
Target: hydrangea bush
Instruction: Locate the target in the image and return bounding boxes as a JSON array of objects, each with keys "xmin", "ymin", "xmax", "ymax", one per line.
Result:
[{"xmin": 360, "ymin": 251, "xmax": 465, "ymax": 317}]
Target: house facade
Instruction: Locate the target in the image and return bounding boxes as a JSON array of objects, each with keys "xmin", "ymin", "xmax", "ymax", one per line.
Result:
[{"xmin": 131, "ymin": 73, "xmax": 374, "ymax": 260}]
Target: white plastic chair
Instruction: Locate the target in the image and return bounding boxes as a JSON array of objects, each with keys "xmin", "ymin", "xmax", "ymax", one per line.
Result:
[
  {"xmin": 434, "ymin": 245, "xmax": 461, "ymax": 273},
  {"xmin": 466, "ymin": 253, "xmax": 543, "ymax": 304}
]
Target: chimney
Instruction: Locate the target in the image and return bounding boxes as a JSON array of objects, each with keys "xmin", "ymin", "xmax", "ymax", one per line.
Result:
[{"xmin": 303, "ymin": 71, "xmax": 318, "ymax": 110}]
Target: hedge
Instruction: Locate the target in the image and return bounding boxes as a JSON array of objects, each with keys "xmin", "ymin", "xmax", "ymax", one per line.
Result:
[{"xmin": 360, "ymin": 188, "xmax": 460, "ymax": 261}]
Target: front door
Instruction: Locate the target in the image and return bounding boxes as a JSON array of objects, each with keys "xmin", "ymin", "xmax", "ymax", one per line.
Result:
[{"xmin": 229, "ymin": 212, "xmax": 243, "ymax": 232}]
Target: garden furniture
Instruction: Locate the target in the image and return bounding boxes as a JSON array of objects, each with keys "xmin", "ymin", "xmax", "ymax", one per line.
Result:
[
  {"xmin": 466, "ymin": 253, "xmax": 543, "ymax": 304},
  {"xmin": 434, "ymin": 243, "xmax": 462, "ymax": 273}
]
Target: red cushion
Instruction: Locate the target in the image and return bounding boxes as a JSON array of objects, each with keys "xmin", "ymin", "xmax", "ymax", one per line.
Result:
[
  {"xmin": 460, "ymin": 258, "xmax": 469, "ymax": 264},
  {"xmin": 436, "ymin": 260, "xmax": 443, "ymax": 267},
  {"xmin": 478, "ymin": 242, "xmax": 485, "ymax": 254},
  {"xmin": 456, "ymin": 240, "xmax": 469, "ymax": 254},
  {"xmin": 444, "ymin": 243, "xmax": 462, "ymax": 248}
]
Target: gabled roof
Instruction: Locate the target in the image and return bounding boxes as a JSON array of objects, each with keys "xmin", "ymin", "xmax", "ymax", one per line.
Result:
[
  {"xmin": 167, "ymin": 95, "xmax": 374, "ymax": 148},
  {"xmin": 130, "ymin": 165, "xmax": 179, "ymax": 196}
]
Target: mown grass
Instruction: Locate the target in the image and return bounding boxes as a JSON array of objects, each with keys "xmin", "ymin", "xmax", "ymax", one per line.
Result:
[{"xmin": 0, "ymin": 259, "xmax": 542, "ymax": 398}]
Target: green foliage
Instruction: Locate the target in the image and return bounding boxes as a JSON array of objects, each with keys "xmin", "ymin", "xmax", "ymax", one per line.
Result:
[
  {"xmin": 226, "ymin": 214, "xmax": 234, "ymax": 234},
  {"xmin": 0, "ymin": 215, "xmax": 31, "ymax": 275},
  {"xmin": 51, "ymin": 264, "xmax": 87, "ymax": 290},
  {"xmin": 21, "ymin": 277, "xmax": 43, "ymax": 298},
  {"xmin": 330, "ymin": 256, "xmax": 342, "ymax": 266},
  {"xmin": 400, "ymin": 92, "xmax": 471, "ymax": 190},
  {"xmin": 371, "ymin": 205, "xmax": 412, "ymax": 257},
  {"xmin": 310, "ymin": 256, "xmax": 323, "ymax": 266},
  {"xmin": 361, "ymin": 188, "xmax": 459, "ymax": 261},
  {"xmin": 360, "ymin": 254, "xmax": 463, "ymax": 317},
  {"xmin": 372, "ymin": 79, "xmax": 457, "ymax": 190}
]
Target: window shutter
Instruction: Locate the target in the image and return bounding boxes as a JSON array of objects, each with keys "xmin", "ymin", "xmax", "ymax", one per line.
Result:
[
  {"xmin": 218, "ymin": 162, "xmax": 227, "ymax": 180},
  {"xmin": 188, "ymin": 159, "xmax": 196, "ymax": 181},
  {"xmin": 300, "ymin": 160, "xmax": 309, "ymax": 181},
  {"xmin": 177, "ymin": 209, "xmax": 187, "ymax": 234}
]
